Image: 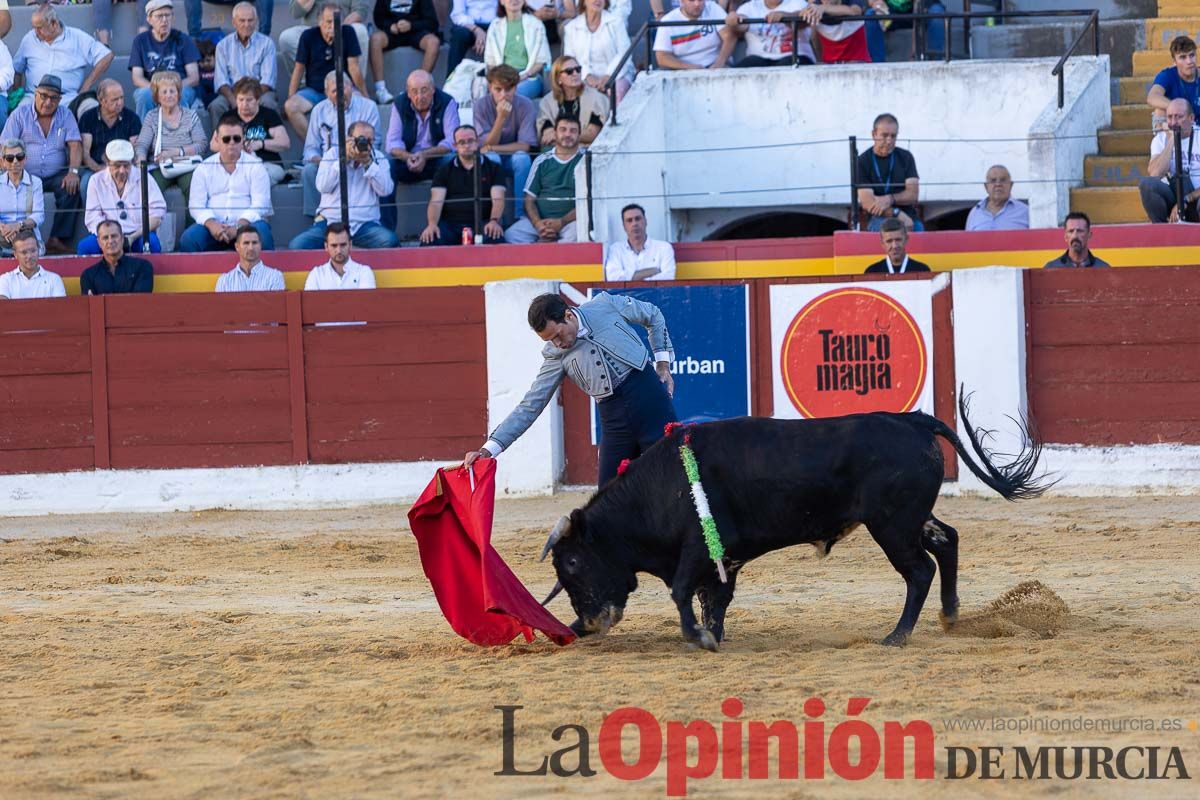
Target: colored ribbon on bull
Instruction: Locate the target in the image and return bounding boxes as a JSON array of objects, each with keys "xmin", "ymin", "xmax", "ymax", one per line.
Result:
[{"xmin": 678, "ymin": 429, "xmax": 728, "ymax": 584}]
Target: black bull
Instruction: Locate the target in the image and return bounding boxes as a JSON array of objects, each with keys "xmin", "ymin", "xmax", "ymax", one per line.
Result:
[{"xmin": 541, "ymin": 401, "xmax": 1051, "ymax": 650}]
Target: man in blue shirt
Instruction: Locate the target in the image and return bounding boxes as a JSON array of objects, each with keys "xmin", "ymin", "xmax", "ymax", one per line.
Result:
[
  {"xmin": 965, "ymin": 165, "xmax": 1030, "ymax": 232},
  {"xmin": 1148, "ymin": 36, "xmax": 1199, "ymax": 125},
  {"xmin": 130, "ymin": 0, "xmax": 203, "ymax": 118},
  {"xmin": 80, "ymin": 220, "xmax": 154, "ymax": 294},
  {"xmin": 283, "ymin": 4, "xmax": 367, "ymax": 140}
]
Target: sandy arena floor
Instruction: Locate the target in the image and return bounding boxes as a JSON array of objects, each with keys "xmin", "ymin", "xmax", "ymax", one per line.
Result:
[{"xmin": 1, "ymin": 493, "xmax": 1198, "ymax": 799}]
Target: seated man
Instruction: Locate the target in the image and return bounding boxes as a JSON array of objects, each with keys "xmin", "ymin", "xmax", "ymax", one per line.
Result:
[
  {"xmin": 81, "ymin": 219, "xmax": 154, "ymax": 294},
  {"xmin": 420, "ymin": 124, "xmax": 507, "ymax": 246},
  {"xmin": 0, "ymin": 138, "xmax": 46, "ymax": 254},
  {"xmin": 371, "ymin": 0, "xmax": 442, "ymax": 103},
  {"xmin": 731, "ymin": 0, "xmax": 820, "ymax": 68},
  {"xmin": 383, "ymin": 68, "xmax": 458, "ymax": 231},
  {"xmin": 216, "ymin": 225, "xmax": 286, "ymax": 292},
  {"xmin": 505, "ymin": 113, "xmax": 582, "ymax": 244},
  {"xmin": 279, "ymin": 0, "xmax": 370, "ymax": 81},
  {"xmin": 448, "ymin": 0, "xmax": 499, "ymax": 74},
  {"xmin": 653, "ymin": 0, "xmax": 737, "ymax": 71},
  {"xmin": 864, "ymin": 0, "xmax": 948, "ymax": 62},
  {"xmin": 303, "ymin": 222, "xmax": 377, "ymax": 290},
  {"xmin": 1140, "ymin": 99, "xmax": 1200, "ymax": 223},
  {"xmin": 289, "ymin": 121, "xmax": 399, "ymax": 250},
  {"xmin": 474, "ymin": 65, "xmax": 537, "ymax": 220},
  {"xmin": 78, "ymin": 80, "xmax": 141, "ymax": 202},
  {"xmin": 284, "ymin": 3, "xmax": 368, "ymax": 140},
  {"xmin": 12, "ymin": 3, "xmax": 113, "ymax": 114},
  {"xmin": 1044, "ymin": 212, "xmax": 1109, "ymax": 269},
  {"xmin": 1148, "ymin": 36, "xmax": 1199, "ymax": 125},
  {"xmin": 1, "ymin": 76, "xmax": 83, "ymax": 255},
  {"xmin": 856, "ymin": 112, "xmax": 921, "ymax": 231},
  {"xmin": 209, "ymin": 2, "xmax": 279, "ymax": 128},
  {"xmin": 81, "ymin": 139, "xmax": 167, "ymax": 255},
  {"xmin": 300, "ymin": 72, "xmax": 381, "ymax": 220},
  {"xmin": 811, "ymin": 0, "xmax": 871, "ymax": 64},
  {"xmin": 865, "ymin": 217, "xmax": 929, "ymax": 274},
  {"xmin": 130, "ymin": 0, "xmax": 202, "ymax": 118},
  {"xmin": 180, "ymin": 114, "xmax": 274, "ymax": 252},
  {"xmin": 183, "ymin": 0, "xmax": 274, "ymax": 39},
  {"xmin": 965, "ymin": 165, "xmax": 1030, "ymax": 232},
  {"xmin": 604, "ymin": 203, "xmax": 676, "ymax": 280},
  {"xmin": 0, "ymin": 230, "xmax": 65, "ymax": 299}
]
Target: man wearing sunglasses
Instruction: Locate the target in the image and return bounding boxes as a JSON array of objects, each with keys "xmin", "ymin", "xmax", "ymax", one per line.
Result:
[
  {"xmin": 0, "ymin": 139, "xmax": 45, "ymax": 254},
  {"xmin": 80, "ymin": 139, "xmax": 166, "ymax": 255},
  {"xmin": 180, "ymin": 113, "xmax": 273, "ymax": 252}
]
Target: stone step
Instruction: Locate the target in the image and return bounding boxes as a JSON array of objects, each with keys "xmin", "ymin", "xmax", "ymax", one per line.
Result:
[
  {"xmin": 1133, "ymin": 48, "xmax": 1173, "ymax": 76},
  {"xmin": 1111, "ymin": 103, "xmax": 1157, "ymax": 131},
  {"xmin": 1084, "ymin": 154, "xmax": 1150, "ymax": 186},
  {"xmin": 1119, "ymin": 75, "xmax": 1157, "ymax": 104},
  {"xmin": 1144, "ymin": 18, "xmax": 1200, "ymax": 49},
  {"xmin": 1070, "ymin": 186, "xmax": 1146, "ymax": 224},
  {"xmin": 1099, "ymin": 128, "xmax": 1155, "ymax": 156}
]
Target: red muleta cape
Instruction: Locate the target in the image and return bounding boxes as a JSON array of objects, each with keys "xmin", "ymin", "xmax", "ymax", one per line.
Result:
[{"xmin": 407, "ymin": 459, "xmax": 576, "ymax": 646}]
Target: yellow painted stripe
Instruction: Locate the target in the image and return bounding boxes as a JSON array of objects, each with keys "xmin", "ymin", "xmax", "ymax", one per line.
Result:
[{"xmin": 836, "ymin": 246, "xmax": 1200, "ymax": 273}]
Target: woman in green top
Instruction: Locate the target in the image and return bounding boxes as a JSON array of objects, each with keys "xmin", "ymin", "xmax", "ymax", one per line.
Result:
[{"xmin": 484, "ymin": 0, "xmax": 552, "ymax": 99}]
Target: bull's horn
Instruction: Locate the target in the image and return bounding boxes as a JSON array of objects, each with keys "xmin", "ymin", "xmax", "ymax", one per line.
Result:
[
  {"xmin": 539, "ymin": 516, "xmax": 570, "ymax": 562},
  {"xmin": 540, "ymin": 580, "xmax": 564, "ymax": 606}
]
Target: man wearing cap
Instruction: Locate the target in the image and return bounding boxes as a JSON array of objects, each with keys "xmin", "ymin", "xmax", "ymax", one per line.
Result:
[
  {"xmin": 131, "ymin": 0, "xmax": 202, "ymax": 118},
  {"xmin": 0, "ymin": 75, "xmax": 84, "ymax": 255},
  {"xmin": 12, "ymin": 3, "xmax": 113, "ymax": 113},
  {"xmin": 0, "ymin": 230, "xmax": 66, "ymax": 299},
  {"xmin": 81, "ymin": 139, "xmax": 167, "ymax": 255},
  {"xmin": 80, "ymin": 219, "xmax": 154, "ymax": 295}
]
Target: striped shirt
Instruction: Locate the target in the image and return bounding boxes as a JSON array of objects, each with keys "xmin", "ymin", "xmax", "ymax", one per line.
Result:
[
  {"xmin": 135, "ymin": 107, "xmax": 208, "ymax": 163},
  {"xmin": 215, "ymin": 261, "xmax": 287, "ymax": 292},
  {"xmin": 215, "ymin": 31, "xmax": 278, "ymax": 93},
  {"xmin": 652, "ymin": 3, "xmax": 724, "ymax": 67}
]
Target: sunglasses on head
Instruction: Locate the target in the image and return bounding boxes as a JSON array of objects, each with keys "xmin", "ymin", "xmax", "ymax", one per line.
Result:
[
  {"xmin": 562, "ymin": 66, "xmax": 582, "ymax": 75},
  {"xmin": 3, "ymin": 153, "xmax": 26, "ymax": 162},
  {"xmin": 221, "ymin": 135, "xmax": 244, "ymax": 144}
]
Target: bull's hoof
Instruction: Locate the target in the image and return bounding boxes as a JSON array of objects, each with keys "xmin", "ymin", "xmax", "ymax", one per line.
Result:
[
  {"xmin": 695, "ymin": 628, "xmax": 719, "ymax": 652},
  {"xmin": 881, "ymin": 631, "xmax": 910, "ymax": 647},
  {"xmin": 939, "ymin": 610, "xmax": 959, "ymax": 631}
]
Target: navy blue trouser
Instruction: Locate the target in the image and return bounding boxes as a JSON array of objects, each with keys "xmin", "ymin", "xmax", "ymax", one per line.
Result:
[{"xmin": 596, "ymin": 364, "xmax": 678, "ymax": 486}]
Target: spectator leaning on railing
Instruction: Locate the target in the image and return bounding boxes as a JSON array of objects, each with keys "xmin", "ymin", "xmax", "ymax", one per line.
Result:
[
  {"xmin": 0, "ymin": 139, "xmax": 45, "ymax": 255},
  {"xmin": 12, "ymin": 3, "xmax": 112, "ymax": 117},
  {"xmin": 215, "ymin": 225, "xmax": 287, "ymax": 292},
  {"xmin": 303, "ymin": 222, "xmax": 377, "ymax": 290},
  {"xmin": 0, "ymin": 230, "xmax": 64, "ymax": 299},
  {"xmin": 730, "ymin": 0, "xmax": 821, "ymax": 68},
  {"xmin": 370, "ymin": 0, "xmax": 442, "ymax": 103},
  {"xmin": 965, "ymin": 165, "xmax": 1029, "ymax": 232},
  {"xmin": 131, "ymin": 0, "xmax": 203, "ymax": 118},
  {"xmin": 209, "ymin": 2, "xmax": 280, "ymax": 128},
  {"xmin": 604, "ymin": 203, "xmax": 676, "ymax": 281},
  {"xmin": 285, "ymin": 4, "xmax": 368, "ymax": 139},
  {"xmin": 181, "ymin": 113, "xmax": 274, "ymax": 252},
  {"xmin": 856, "ymin": 112, "xmax": 921, "ymax": 231},
  {"xmin": 505, "ymin": 112, "xmax": 582, "ymax": 244},
  {"xmin": 1140, "ymin": 98, "xmax": 1200, "ymax": 224},
  {"xmin": 421, "ymin": 124, "xmax": 507, "ymax": 246},
  {"xmin": 653, "ymin": 0, "xmax": 738, "ymax": 71},
  {"xmin": 811, "ymin": 0, "xmax": 870, "ymax": 64},
  {"xmin": 81, "ymin": 139, "xmax": 167, "ymax": 255},
  {"xmin": 300, "ymin": 72, "xmax": 380, "ymax": 220}
]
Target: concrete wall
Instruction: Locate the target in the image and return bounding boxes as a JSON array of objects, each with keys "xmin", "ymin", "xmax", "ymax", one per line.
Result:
[{"xmin": 582, "ymin": 57, "xmax": 1110, "ymax": 242}]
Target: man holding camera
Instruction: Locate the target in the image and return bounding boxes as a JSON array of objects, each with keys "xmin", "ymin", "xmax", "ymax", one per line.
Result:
[
  {"xmin": 1139, "ymin": 98, "xmax": 1200, "ymax": 224},
  {"xmin": 288, "ymin": 120, "xmax": 399, "ymax": 250}
]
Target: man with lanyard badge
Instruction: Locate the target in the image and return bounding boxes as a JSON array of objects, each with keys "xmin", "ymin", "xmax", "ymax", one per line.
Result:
[{"xmin": 856, "ymin": 112, "xmax": 922, "ymax": 232}]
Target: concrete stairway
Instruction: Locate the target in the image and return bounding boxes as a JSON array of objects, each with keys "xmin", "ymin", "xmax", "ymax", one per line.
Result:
[{"xmin": 1072, "ymin": 0, "xmax": 1200, "ymax": 223}]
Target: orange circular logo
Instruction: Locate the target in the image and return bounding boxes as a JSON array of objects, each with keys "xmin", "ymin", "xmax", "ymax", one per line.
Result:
[{"xmin": 780, "ymin": 288, "xmax": 927, "ymax": 418}]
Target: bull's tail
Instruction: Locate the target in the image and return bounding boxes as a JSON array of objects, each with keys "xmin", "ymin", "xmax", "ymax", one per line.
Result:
[{"xmin": 914, "ymin": 392, "xmax": 1055, "ymax": 501}]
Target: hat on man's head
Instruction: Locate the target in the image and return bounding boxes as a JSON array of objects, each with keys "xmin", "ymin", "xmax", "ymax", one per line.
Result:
[
  {"xmin": 145, "ymin": 0, "xmax": 174, "ymax": 17},
  {"xmin": 35, "ymin": 75, "xmax": 63, "ymax": 96},
  {"xmin": 105, "ymin": 139, "xmax": 135, "ymax": 164}
]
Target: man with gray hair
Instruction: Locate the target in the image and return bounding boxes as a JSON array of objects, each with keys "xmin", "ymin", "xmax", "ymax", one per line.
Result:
[
  {"xmin": 78, "ymin": 80, "xmax": 141, "ymax": 202},
  {"xmin": 299, "ymin": 72, "xmax": 380, "ymax": 219},
  {"xmin": 965, "ymin": 165, "xmax": 1030, "ymax": 231},
  {"xmin": 210, "ymin": 2, "xmax": 279, "ymax": 128},
  {"xmin": 12, "ymin": 3, "xmax": 113, "ymax": 113},
  {"xmin": 279, "ymin": 0, "xmax": 370, "ymax": 82},
  {"xmin": 1140, "ymin": 97, "xmax": 1200, "ymax": 224},
  {"xmin": 0, "ymin": 139, "xmax": 46, "ymax": 254}
]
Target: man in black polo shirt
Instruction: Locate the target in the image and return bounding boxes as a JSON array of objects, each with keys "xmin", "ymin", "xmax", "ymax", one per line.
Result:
[
  {"xmin": 1043, "ymin": 212, "xmax": 1110, "ymax": 269},
  {"xmin": 856, "ymin": 112, "xmax": 922, "ymax": 232},
  {"xmin": 420, "ymin": 125, "xmax": 507, "ymax": 246},
  {"xmin": 80, "ymin": 219, "xmax": 154, "ymax": 294}
]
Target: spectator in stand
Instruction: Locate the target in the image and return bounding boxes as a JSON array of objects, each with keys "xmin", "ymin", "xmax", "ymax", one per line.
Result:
[
  {"xmin": 865, "ymin": 217, "xmax": 928, "ymax": 274},
  {"xmin": 290, "ymin": 121, "xmax": 399, "ymax": 249},
  {"xmin": 654, "ymin": 0, "xmax": 738, "ymax": 71},
  {"xmin": 303, "ymin": 223, "xmax": 377, "ymax": 290},
  {"xmin": 284, "ymin": 4, "xmax": 368, "ymax": 140},
  {"xmin": 0, "ymin": 139, "xmax": 45, "ymax": 254},
  {"xmin": 387, "ymin": 69, "xmax": 458, "ymax": 184},
  {"xmin": 0, "ymin": 2, "xmax": 12, "ymax": 41},
  {"xmin": 421, "ymin": 124, "xmax": 507, "ymax": 246},
  {"xmin": 280, "ymin": 0, "xmax": 370, "ymax": 82},
  {"xmin": 563, "ymin": 0, "xmax": 634, "ymax": 102},
  {"xmin": 1140, "ymin": 98, "xmax": 1200, "ymax": 224},
  {"xmin": 181, "ymin": 113, "xmax": 273, "ymax": 252},
  {"xmin": 537, "ymin": 55, "xmax": 609, "ymax": 149},
  {"xmin": 505, "ymin": 112, "xmax": 581, "ymax": 243},
  {"xmin": 300, "ymin": 71, "xmax": 380, "ymax": 219},
  {"xmin": 196, "ymin": 39, "xmax": 219, "ymax": 109},
  {"xmin": 811, "ymin": 0, "xmax": 871, "ymax": 63},
  {"xmin": 856, "ymin": 112, "xmax": 921, "ymax": 231},
  {"xmin": 79, "ymin": 81, "xmax": 141, "ymax": 204},
  {"xmin": 604, "ymin": 203, "xmax": 676, "ymax": 280},
  {"xmin": 965, "ymin": 165, "xmax": 1029, "ymax": 232},
  {"xmin": 649, "ymin": 0, "xmax": 722, "ymax": 20},
  {"xmin": 209, "ymin": 3, "xmax": 279, "ymax": 127},
  {"xmin": 0, "ymin": 230, "xmax": 64, "ymax": 299},
  {"xmin": 864, "ymin": 0, "xmax": 947, "ymax": 62},
  {"xmin": 1043, "ymin": 212, "xmax": 1109, "ymax": 269},
  {"xmin": 81, "ymin": 219, "xmax": 154, "ymax": 294},
  {"xmin": 216, "ymin": 79, "xmax": 290, "ymax": 185},
  {"xmin": 81, "ymin": 139, "xmax": 166, "ymax": 255},
  {"xmin": 183, "ymin": 0, "xmax": 276, "ymax": 39},
  {"xmin": 134, "ymin": 71, "xmax": 208, "ymax": 198},
  {"xmin": 12, "ymin": 4, "xmax": 112, "ymax": 114},
  {"xmin": 475, "ymin": 65, "xmax": 537, "ymax": 220},
  {"xmin": 448, "ymin": 0, "xmax": 499, "ymax": 74},
  {"xmin": 131, "ymin": 0, "xmax": 203, "ymax": 118},
  {"xmin": 731, "ymin": 0, "xmax": 820, "ymax": 67},
  {"xmin": 370, "ymin": 0, "xmax": 442, "ymax": 103},
  {"xmin": 1148, "ymin": 36, "xmax": 1199, "ymax": 127},
  {"xmin": 215, "ymin": 225, "xmax": 286, "ymax": 292},
  {"xmin": 485, "ymin": 0, "xmax": 551, "ymax": 100},
  {"xmin": 0, "ymin": 38, "xmax": 12, "ymax": 133},
  {"xmin": 1, "ymin": 76, "xmax": 83, "ymax": 255}
]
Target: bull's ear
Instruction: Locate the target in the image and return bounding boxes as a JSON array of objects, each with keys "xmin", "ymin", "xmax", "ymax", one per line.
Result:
[{"xmin": 539, "ymin": 515, "xmax": 571, "ymax": 562}]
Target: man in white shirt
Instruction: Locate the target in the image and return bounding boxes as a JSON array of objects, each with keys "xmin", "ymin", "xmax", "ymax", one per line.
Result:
[
  {"xmin": 181, "ymin": 113, "xmax": 273, "ymax": 252},
  {"xmin": 215, "ymin": 225, "xmax": 287, "ymax": 292},
  {"xmin": 653, "ymin": 0, "xmax": 737, "ymax": 70},
  {"xmin": 0, "ymin": 229, "xmax": 65, "ymax": 299},
  {"xmin": 82, "ymin": 138, "xmax": 167, "ymax": 255},
  {"xmin": 300, "ymin": 73, "xmax": 381, "ymax": 220},
  {"xmin": 289, "ymin": 121, "xmax": 399, "ymax": 250},
  {"xmin": 12, "ymin": 3, "xmax": 113, "ymax": 112},
  {"xmin": 732, "ymin": 0, "xmax": 819, "ymax": 67},
  {"xmin": 604, "ymin": 203, "xmax": 677, "ymax": 281},
  {"xmin": 1140, "ymin": 98, "xmax": 1200, "ymax": 224},
  {"xmin": 304, "ymin": 223, "xmax": 378, "ymax": 290}
]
